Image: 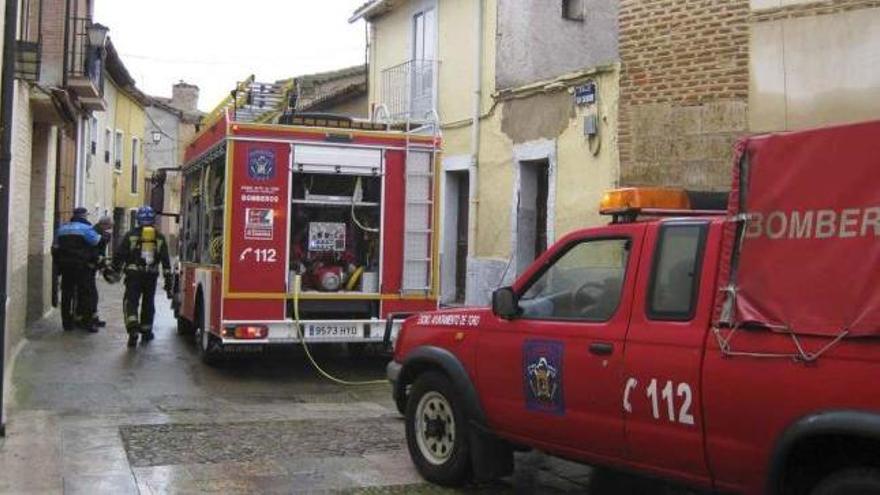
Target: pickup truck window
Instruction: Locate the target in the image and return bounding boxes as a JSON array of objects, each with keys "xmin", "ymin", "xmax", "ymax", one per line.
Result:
[
  {"xmin": 519, "ymin": 238, "xmax": 629, "ymax": 321},
  {"xmin": 647, "ymin": 223, "xmax": 707, "ymax": 321}
]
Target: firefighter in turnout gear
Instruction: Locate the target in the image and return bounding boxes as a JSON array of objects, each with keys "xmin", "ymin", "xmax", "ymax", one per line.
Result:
[
  {"xmin": 53, "ymin": 207, "xmax": 102, "ymax": 332},
  {"xmin": 113, "ymin": 206, "xmax": 172, "ymax": 347}
]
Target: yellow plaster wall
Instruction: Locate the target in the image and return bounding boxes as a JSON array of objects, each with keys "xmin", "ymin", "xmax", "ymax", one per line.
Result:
[
  {"xmin": 113, "ymin": 87, "xmax": 146, "ymax": 212},
  {"xmin": 367, "ymin": 5, "xmax": 411, "ymax": 109},
  {"xmin": 555, "ymin": 69, "xmax": 620, "ymax": 234},
  {"xmin": 435, "ymin": 0, "xmax": 481, "ymax": 131},
  {"xmin": 367, "ymin": 0, "xmax": 493, "ymax": 159},
  {"xmin": 474, "ymin": 111, "xmax": 512, "ymax": 258},
  {"xmin": 474, "ymin": 67, "xmax": 620, "ymax": 259}
]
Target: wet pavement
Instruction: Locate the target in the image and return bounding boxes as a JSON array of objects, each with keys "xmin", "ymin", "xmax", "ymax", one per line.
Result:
[{"xmin": 0, "ymin": 280, "xmax": 700, "ymax": 494}]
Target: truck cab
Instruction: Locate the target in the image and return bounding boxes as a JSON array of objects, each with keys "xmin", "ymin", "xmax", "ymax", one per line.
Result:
[{"xmin": 390, "ymin": 152, "xmax": 880, "ymax": 495}]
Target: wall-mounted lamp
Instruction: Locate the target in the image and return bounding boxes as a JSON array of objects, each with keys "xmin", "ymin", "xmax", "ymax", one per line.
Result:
[
  {"xmin": 87, "ymin": 22, "xmax": 110, "ymax": 49},
  {"xmin": 152, "ymin": 131, "xmax": 162, "ymax": 144}
]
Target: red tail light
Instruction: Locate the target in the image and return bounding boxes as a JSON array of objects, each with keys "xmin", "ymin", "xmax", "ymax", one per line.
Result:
[{"xmin": 232, "ymin": 325, "xmax": 268, "ymax": 339}]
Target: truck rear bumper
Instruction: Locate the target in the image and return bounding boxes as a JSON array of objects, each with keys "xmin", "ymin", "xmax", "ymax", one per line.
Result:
[{"xmin": 216, "ymin": 319, "xmax": 403, "ymax": 345}]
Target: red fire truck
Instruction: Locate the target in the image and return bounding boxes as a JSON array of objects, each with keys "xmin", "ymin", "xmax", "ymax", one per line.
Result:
[{"xmin": 170, "ymin": 83, "xmax": 441, "ymax": 363}]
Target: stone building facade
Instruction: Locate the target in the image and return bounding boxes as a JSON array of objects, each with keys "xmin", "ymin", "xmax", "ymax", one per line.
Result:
[
  {"xmin": 7, "ymin": 0, "xmax": 104, "ymax": 364},
  {"xmin": 618, "ymin": 0, "xmax": 750, "ymax": 191}
]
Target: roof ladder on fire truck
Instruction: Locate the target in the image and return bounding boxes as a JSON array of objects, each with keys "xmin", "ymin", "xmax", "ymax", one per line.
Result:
[
  {"xmin": 401, "ymin": 110, "xmax": 441, "ymax": 294},
  {"xmin": 233, "ymin": 81, "xmax": 288, "ymax": 123}
]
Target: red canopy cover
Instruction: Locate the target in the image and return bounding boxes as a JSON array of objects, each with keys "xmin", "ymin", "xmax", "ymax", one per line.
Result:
[{"xmin": 720, "ymin": 120, "xmax": 880, "ymax": 337}]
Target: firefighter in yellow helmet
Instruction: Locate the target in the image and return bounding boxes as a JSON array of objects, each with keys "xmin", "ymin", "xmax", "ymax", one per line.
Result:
[{"xmin": 112, "ymin": 206, "xmax": 172, "ymax": 347}]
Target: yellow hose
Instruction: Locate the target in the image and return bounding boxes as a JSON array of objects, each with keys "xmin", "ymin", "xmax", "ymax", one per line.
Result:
[
  {"xmin": 293, "ymin": 275, "xmax": 386, "ymax": 386},
  {"xmin": 345, "ymin": 266, "xmax": 365, "ymax": 291}
]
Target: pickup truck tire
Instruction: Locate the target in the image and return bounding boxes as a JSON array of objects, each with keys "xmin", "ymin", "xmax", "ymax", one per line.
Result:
[
  {"xmin": 811, "ymin": 468, "xmax": 880, "ymax": 495},
  {"xmin": 405, "ymin": 371, "xmax": 471, "ymax": 486}
]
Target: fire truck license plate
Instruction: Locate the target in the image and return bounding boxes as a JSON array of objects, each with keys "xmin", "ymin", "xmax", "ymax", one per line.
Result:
[{"xmin": 305, "ymin": 324, "xmax": 361, "ymax": 339}]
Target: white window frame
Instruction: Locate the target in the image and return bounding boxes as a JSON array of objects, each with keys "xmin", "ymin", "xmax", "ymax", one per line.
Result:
[
  {"xmin": 104, "ymin": 128, "xmax": 112, "ymax": 165},
  {"xmin": 114, "ymin": 130, "xmax": 124, "ymax": 173},
  {"xmin": 130, "ymin": 137, "xmax": 140, "ymax": 195}
]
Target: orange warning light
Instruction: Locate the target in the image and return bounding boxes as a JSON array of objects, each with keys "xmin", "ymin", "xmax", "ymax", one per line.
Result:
[{"xmin": 599, "ymin": 188, "xmax": 690, "ymax": 214}]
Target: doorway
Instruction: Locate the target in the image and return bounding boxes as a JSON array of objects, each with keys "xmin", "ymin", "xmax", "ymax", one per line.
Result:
[
  {"xmin": 441, "ymin": 169, "xmax": 469, "ymax": 305},
  {"xmin": 515, "ymin": 159, "xmax": 550, "ymax": 275}
]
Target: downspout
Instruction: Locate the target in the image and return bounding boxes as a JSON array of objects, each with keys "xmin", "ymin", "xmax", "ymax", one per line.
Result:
[
  {"xmin": 0, "ymin": 0, "xmax": 20, "ymax": 437},
  {"xmin": 467, "ymin": 0, "xmax": 483, "ymax": 261}
]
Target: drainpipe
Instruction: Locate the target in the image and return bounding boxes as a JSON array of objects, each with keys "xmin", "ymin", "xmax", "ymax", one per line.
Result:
[
  {"xmin": 0, "ymin": 0, "xmax": 20, "ymax": 437},
  {"xmin": 467, "ymin": 0, "xmax": 483, "ymax": 262}
]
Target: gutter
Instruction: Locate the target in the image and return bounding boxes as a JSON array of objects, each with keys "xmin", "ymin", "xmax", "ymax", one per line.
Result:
[
  {"xmin": 467, "ymin": 0, "xmax": 484, "ymax": 258},
  {"xmin": 348, "ymin": 0, "xmax": 389, "ymax": 23},
  {"xmin": 0, "ymin": 0, "xmax": 19, "ymax": 437}
]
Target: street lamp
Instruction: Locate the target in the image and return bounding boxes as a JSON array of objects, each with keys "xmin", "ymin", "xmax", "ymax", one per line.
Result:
[{"xmin": 87, "ymin": 22, "xmax": 109, "ymax": 49}]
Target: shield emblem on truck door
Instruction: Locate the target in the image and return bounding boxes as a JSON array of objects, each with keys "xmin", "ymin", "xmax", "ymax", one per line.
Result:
[{"xmin": 523, "ymin": 340, "xmax": 565, "ymax": 415}]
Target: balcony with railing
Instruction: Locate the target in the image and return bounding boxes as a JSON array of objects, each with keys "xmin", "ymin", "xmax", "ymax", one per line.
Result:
[
  {"xmin": 380, "ymin": 59, "xmax": 438, "ymax": 123},
  {"xmin": 15, "ymin": 0, "xmax": 42, "ymax": 82},
  {"xmin": 65, "ymin": 16, "xmax": 105, "ymax": 109}
]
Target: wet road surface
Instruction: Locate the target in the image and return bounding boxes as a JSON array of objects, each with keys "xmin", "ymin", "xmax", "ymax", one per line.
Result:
[{"xmin": 0, "ymin": 280, "xmax": 701, "ymax": 494}]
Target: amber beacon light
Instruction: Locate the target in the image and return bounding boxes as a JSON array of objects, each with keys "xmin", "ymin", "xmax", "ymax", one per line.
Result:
[{"xmin": 599, "ymin": 187, "xmax": 691, "ymax": 214}]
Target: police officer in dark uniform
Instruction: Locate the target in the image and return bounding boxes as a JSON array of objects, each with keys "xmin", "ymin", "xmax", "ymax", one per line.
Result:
[
  {"xmin": 53, "ymin": 207, "xmax": 101, "ymax": 332},
  {"xmin": 113, "ymin": 206, "xmax": 172, "ymax": 347}
]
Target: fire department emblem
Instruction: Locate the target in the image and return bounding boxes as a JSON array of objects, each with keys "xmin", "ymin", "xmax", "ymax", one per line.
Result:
[
  {"xmin": 523, "ymin": 340, "xmax": 565, "ymax": 415},
  {"xmin": 248, "ymin": 149, "xmax": 276, "ymax": 181}
]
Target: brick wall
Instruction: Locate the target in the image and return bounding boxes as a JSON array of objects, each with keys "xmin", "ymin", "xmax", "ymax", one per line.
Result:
[
  {"xmin": 6, "ymin": 83, "xmax": 35, "ymax": 359},
  {"xmin": 618, "ymin": 0, "xmax": 750, "ymax": 190}
]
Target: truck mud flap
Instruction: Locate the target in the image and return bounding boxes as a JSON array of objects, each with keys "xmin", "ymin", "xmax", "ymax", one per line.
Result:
[{"xmin": 469, "ymin": 420, "xmax": 514, "ymax": 482}]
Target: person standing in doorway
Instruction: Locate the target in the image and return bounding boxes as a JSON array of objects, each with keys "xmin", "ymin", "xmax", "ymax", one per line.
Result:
[
  {"xmin": 113, "ymin": 206, "xmax": 172, "ymax": 347},
  {"xmin": 52, "ymin": 207, "xmax": 101, "ymax": 332}
]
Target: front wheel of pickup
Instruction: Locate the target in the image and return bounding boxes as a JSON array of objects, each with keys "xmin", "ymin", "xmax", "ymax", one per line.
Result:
[
  {"xmin": 812, "ymin": 468, "xmax": 880, "ymax": 495},
  {"xmin": 405, "ymin": 371, "xmax": 471, "ymax": 486}
]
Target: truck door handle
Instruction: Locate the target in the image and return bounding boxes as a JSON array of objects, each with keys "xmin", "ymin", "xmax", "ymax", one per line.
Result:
[{"xmin": 589, "ymin": 342, "xmax": 614, "ymax": 356}]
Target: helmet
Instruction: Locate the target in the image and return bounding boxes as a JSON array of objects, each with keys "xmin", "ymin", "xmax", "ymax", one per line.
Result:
[
  {"xmin": 102, "ymin": 267, "xmax": 122, "ymax": 284},
  {"xmin": 136, "ymin": 206, "xmax": 156, "ymax": 226}
]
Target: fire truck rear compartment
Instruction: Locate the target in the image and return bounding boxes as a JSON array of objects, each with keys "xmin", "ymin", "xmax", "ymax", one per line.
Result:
[{"xmin": 290, "ymin": 173, "xmax": 382, "ymax": 294}]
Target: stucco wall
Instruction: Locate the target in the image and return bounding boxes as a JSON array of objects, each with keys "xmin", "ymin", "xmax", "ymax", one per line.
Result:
[
  {"xmin": 465, "ymin": 67, "xmax": 620, "ymax": 305},
  {"xmin": 113, "ymin": 87, "xmax": 146, "ymax": 219},
  {"xmin": 750, "ymin": 3, "xmax": 880, "ymax": 132},
  {"xmin": 367, "ymin": 0, "xmax": 482, "ymax": 134},
  {"xmin": 495, "ymin": 0, "xmax": 618, "ymax": 89},
  {"xmin": 85, "ymin": 76, "xmax": 118, "ymax": 220}
]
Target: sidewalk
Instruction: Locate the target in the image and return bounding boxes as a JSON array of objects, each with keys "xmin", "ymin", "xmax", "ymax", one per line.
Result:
[{"xmin": 0, "ymin": 280, "xmax": 418, "ymax": 494}]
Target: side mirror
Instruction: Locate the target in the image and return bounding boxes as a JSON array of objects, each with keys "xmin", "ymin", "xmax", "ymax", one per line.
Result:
[{"xmin": 492, "ymin": 287, "xmax": 519, "ymax": 320}]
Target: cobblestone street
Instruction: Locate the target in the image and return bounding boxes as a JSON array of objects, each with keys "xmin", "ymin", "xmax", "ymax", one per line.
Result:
[{"xmin": 0, "ymin": 281, "xmax": 696, "ymax": 494}]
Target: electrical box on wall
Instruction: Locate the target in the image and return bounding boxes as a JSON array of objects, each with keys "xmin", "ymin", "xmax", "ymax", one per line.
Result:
[{"xmin": 584, "ymin": 114, "xmax": 598, "ymax": 137}]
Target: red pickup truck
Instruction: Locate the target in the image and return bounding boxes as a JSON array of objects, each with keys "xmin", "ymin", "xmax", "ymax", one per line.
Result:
[{"xmin": 386, "ymin": 121, "xmax": 880, "ymax": 495}]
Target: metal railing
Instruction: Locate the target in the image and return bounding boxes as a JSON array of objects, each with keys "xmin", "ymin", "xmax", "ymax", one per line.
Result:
[
  {"xmin": 15, "ymin": 0, "xmax": 43, "ymax": 81},
  {"xmin": 381, "ymin": 59, "xmax": 438, "ymax": 122},
  {"xmin": 66, "ymin": 16, "xmax": 103, "ymax": 91}
]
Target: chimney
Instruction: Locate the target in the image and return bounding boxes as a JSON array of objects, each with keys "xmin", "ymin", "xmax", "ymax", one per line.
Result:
[{"xmin": 171, "ymin": 81, "xmax": 199, "ymax": 113}]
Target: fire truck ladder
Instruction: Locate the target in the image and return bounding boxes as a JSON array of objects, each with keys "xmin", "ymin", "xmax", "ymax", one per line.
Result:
[
  {"xmin": 233, "ymin": 81, "xmax": 289, "ymax": 123},
  {"xmin": 401, "ymin": 110, "xmax": 441, "ymax": 294}
]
